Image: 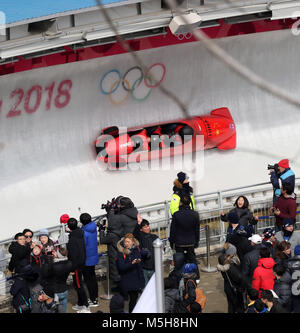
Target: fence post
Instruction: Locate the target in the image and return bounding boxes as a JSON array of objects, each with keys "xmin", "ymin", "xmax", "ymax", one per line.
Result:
[
  {"xmin": 201, "ymin": 224, "xmax": 217, "ymax": 273},
  {"xmin": 153, "ymin": 238, "xmax": 165, "ymax": 313},
  {"xmin": 100, "ymin": 252, "xmax": 112, "ymax": 300},
  {"xmin": 164, "ymin": 200, "xmax": 173, "ymax": 260},
  {"xmin": 218, "ymin": 190, "xmax": 226, "ymax": 244}
]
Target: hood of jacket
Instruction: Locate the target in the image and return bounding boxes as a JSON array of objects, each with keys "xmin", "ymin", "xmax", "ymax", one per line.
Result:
[
  {"xmin": 117, "ymin": 237, "xmax": 140, "ymax": 255},
  {"xmin": 82, "ymin": 221, "xmax": 97, "ymax": 234},
  {"xmin": 173, "ymin": 179, "xmax": 193, "ymax": 194},
  {"xmin": 217, "ymin": 263, "xmax": 230, "ymax": 273},
  {"xmin": 121, "ymin": 207, "xmax": 138, "ymax": 220},
  {"xmin": 257, "ymin": 257, "xmax": 275, "ymax": 269}
]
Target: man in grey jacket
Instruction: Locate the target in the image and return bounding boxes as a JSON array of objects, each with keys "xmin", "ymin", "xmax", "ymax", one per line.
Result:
[{"xmin": 275, "ymin": 218, "xmax": 300, "ymax": 255}]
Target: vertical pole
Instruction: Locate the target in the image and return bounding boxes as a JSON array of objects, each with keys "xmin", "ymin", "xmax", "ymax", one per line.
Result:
[
  {"xmin": 100, "ymin": 253, "xmax": 112, "ymax": 300},
  {"xmin": 218, "ymin": 190, "xmax": 226, "ymax": 244},
  {"xmin": 164, "ymin": 201, "xmax": 172, "ymax": 259},
  {"xmin": 200, "ymin": 225, "xmax": 217, "ymax": 273},
  {"xmin": 153, "ymin": 238, "xmax": 165, "ymax": 313}
]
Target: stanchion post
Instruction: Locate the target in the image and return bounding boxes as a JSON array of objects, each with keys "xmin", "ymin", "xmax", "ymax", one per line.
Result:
[
  {"xmin": 153, "ymin": 238, "xmax": 165, "ymax": 313},
  {"xmin": 100, "ymin": 252, "xmax": 112, "ymax": 300},
  {"xmin": 200, "ymin": 224, "xmax": 217, "ymax": 273}
]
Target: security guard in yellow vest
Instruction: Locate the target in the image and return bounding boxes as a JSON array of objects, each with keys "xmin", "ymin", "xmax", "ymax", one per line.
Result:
[{"xmin": 170, "ymin": 172, "xmax": 196, "ymax": 215}]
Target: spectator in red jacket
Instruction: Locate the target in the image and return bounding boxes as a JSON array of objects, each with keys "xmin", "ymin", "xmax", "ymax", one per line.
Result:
[
  {"xmin": 252, "ymin": 247, "xmax": 275, "ymax": 297},
  {"xmin": 270, "ymin": 182, "xmax": 297, "ymax": 232}
]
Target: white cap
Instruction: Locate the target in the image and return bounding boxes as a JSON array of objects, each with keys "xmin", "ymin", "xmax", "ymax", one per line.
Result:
[{"xmin": 248, "ymin": 234, "xmax": 262, "ymax": 244}]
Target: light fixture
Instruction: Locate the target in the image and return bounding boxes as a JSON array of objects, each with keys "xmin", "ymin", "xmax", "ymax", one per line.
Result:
[{"xmin": 169, "ymin": 12, "xmax": 202, "ymax": 35}]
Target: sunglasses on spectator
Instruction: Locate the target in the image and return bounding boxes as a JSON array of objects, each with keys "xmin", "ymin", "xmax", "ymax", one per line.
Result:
[{"xmin": 25, "ymin": 235, "xmax": 33, "ymax": 238}]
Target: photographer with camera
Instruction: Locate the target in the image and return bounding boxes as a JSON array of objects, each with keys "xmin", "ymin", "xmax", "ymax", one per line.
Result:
[
  {"xmin": 99, "ymin": 196, "xmax": 139, "ymax": 292},
  {"xmin": 268, "ymin": 159, "xmax": 295, "ymax": 204}
]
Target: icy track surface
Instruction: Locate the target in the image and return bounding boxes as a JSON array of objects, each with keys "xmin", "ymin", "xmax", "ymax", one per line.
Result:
[{"xmin": 1, "ymin": 29, "xmax": 300, "ymax": 239}]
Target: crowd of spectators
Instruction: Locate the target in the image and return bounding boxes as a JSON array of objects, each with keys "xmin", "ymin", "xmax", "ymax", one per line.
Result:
[{"xmin": 2, "ymin": 159, "xmax": 300, "ymax": 314}]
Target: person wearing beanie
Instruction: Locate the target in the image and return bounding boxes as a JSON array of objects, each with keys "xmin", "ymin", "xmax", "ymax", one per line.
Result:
[
  {"xmin": 60, "ymin": 214, "xmax": 70, "ymax": 233},
  {"xmin": 133, "ymin": 216, "xmax": 158, "ymax": 286},
  {"xmin": 287, "ymin": 245, "xmax": 300, "ymax": 312},
  {"xmin": 170, "ymin": 171, "xmax": 196, "ymax": 215},
  {"xmin": 80, "ymin": 213, "xmax": 99, "ymax": 308},
  {"xmin": 217, "ymin": 249, "xmax": 249, "ymax": 313},
  {"xmin": 275, "ymin": 218, "xmax": 300, "ymax": 255},
  {"xmin": 39, "ymin": 229, "xmax": 55, "ymax": 256},
  {"xmin": 270, "ymin": 182, "xmax": 297, "ymax": 232},
  {"xmin": 169, "ymin": 195, "xmax": 200, "ymax": 280},
  {"xmin": 109, "ymin": 293, "xmax": 127, "ymax": 313},
  {"xmin": 262, "ymin": 228, "xmax": 276, "ymax": 257},
  {"xmin": 269, "ymin": 158, "xmax": 295, "ymax": 204}
]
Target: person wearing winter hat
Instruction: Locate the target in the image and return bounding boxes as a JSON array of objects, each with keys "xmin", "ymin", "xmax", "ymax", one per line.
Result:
[
  {"xmin": 242, "ymin": 234, "xmax": 264, "ymax": 283},
  {"xmin": 262, "ymin": 228, "xmax": 276, "ymax": 257},
  {"xmin": 169, "ymin": 195, "xmax": 200, "ymax": 280},
  {"xmin": 109, "ymin": 293, "xmax": 127, "ymax": 313},
  {"xmin": 217, "ymin": 249, "xmax": 249, "ymax": 313},
  {"xmin": 275, "ymin": 218, "xmax": 300, "ymax": 255},
  {"xmin": 170, "ymin": 171, "xmax": 196, "ymax": 215},
  {"xmin": 60, "ymin": 214, "xmax": 70, "ymax": 233},
  {"xmin": 269, "ymin": 158, "xmax": 295, "ymax": 204},
  {"xmin": 39, "ymin": 229, "xmax": 55, "ymax": 256}
]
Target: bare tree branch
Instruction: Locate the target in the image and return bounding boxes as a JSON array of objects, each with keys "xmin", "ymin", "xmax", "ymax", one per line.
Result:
[{"xmin": 166, "ymin": 0, "xmax": 300, "ymax": 109}]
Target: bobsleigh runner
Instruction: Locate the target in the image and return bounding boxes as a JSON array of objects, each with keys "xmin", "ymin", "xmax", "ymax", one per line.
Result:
[{"xmin": 95, "ymin": 107, "xmax": 236, "ymax": 169}]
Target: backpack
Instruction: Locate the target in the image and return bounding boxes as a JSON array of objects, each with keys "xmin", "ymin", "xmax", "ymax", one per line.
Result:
[{"xmin": 185, "ymin": 279, "xmax": 207, "ymax": 312}]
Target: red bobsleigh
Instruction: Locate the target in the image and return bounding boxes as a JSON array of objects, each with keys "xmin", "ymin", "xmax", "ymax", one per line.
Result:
[{"xmin": 95, "ymin": 107, "xmax": 236, "ymax": 169}]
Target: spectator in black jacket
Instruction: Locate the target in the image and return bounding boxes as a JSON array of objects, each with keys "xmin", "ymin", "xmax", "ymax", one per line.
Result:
[
  {"xmin": 261, "ymin": 289, "xmax": 289, "ymax": 313},
  {"xmin": 51, "ymin": 247, "xmax": 73, "ymax": 313},
  {"xmin": 133, "ymin": 217, "xmax": 158, "ymax": 285},
  {"xmin": 67, "ymin": 218, "xmax": 90, "ymax": 313},
  {"xmin": 8, "ymin": 233, "xmax": 32, "ymax": 274},
  {"xmin": 169, "ymin": 196, "xmax": 200, "ymax": 280},
  {"xmin": 273, "ymin": 263, "xmax": 292, "ymax": 312},
  {"xmin": 287, "ymin": 245, "xmax": 300, "ymax": 313},
  {"xmin": 217, "ymin": 246, "xmax": 249, "ymax": 313},
  {"xmin": 100, "ymin": 196, "xmax": 139, "ymax": 291},
  {"xmin": 241, "ymin": 234, "xmax": 263, "ymax": 284},
  {"xmin": 221, "ymin": 196, "xmax": 259, "ymax": 235}
]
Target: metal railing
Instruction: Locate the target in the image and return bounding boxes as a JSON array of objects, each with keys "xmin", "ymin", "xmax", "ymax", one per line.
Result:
[{"xmin": 1, "ymin": 178, "xmax": 300, "ymax": 299}]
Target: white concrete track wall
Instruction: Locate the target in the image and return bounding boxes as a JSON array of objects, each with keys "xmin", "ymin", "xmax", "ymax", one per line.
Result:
[{"xmin": 1, "ymin": 29, "xmax": 300, "ymax": 239}]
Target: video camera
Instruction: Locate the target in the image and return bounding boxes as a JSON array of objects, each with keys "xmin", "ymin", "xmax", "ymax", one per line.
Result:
[
  {"xmin": 101, "ymin": 198, "xmax": 118, "ymax": 213},
  {"xmin": 267, "ymin": 163, "xmax": 279, "ymax": 174}
]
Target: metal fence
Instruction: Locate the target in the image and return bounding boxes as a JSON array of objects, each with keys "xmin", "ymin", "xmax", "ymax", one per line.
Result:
[{"xmin": 1, "ymin": 178, "xmax": 300, "ymax": 298}]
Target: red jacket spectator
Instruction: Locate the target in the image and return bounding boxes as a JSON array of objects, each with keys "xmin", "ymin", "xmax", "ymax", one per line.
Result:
[{"xmin": 252, "ymin": 257, "xmax": 275, "ymax": 297}]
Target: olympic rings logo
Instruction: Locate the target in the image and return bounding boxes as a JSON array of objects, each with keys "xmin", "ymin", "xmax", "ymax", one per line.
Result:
[{"xmin": 99, "ymin": 63, "xmax": 166, "ymax": 105}]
